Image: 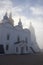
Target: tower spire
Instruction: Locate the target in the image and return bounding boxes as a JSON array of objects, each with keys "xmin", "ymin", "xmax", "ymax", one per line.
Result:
[
  {"xmin": 29, "ymin": 21, "xmax": 36, "ymax": 42},
  {"xmin": 5, "ymin": 12, "xmax": 7, "ymax": 16},
  {"xmin": 19, "ymin": 18, "xmax": 21, "ymax": 22}
]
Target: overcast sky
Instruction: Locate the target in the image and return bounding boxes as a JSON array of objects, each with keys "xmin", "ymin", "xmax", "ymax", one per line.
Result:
[{"xmin": 0, "ymin": 0, "xmax": 43, "ymax": 49}]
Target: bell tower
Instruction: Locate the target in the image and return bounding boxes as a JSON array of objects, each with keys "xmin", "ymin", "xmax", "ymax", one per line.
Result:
[{"xmin": 29, "ymin": 22, "xmax": 36, "ymax": 42}]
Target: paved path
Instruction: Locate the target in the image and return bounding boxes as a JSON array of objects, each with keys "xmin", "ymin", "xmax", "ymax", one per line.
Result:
[{"xmin": 0, "ymin": 54, "xmax": 43, "ymax": 65}]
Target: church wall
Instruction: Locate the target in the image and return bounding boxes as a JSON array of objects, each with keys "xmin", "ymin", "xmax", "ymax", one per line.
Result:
[
  {"xmin": 0, "ymin": 24, "xmax": 34, "ymax": 54},
  {"xmin": 0, "ymin": 17, "xmax": 40, "ymax": 54}
]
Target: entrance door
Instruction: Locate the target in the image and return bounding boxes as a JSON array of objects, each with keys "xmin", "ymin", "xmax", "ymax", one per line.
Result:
[
  {"xmin": 21, "ymin": 47, "xmax": 24, "ymax": 54},
  {"xmin": 0, "ymin": 45, "xmax": 4, "ymax": 54}
]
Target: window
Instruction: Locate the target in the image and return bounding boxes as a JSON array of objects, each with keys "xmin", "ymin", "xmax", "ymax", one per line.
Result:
[
  {"xmin": 26, "ymin": 46, "xmax": 28, "ymax": 51},
  {"xmin": 7, "ymin": 34, "xmax": 10, "ymax": 40},
  {"xmin": 0, "ymin": 45, "xmax": 4, "ymax": 54},
  {"xmin": 21, "ymin": 47, "xmax": 24, "ymax": 54},
  {"xmin": 16, "ymin": 47, "xmax": 18, "ymax": 52},
  {"xmin": 17, "ymin": 36, "xmax": 20, "ymax": 42},
  {"xmin": 6, "ymin": 45, "xmax": 9, "ymax": 50},
  {"xmin": 25, "ymin": 37, "xmax": 28, "ymax": 43}
]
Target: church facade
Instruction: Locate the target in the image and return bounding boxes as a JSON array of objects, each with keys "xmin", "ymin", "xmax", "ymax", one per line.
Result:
[{"xmin": 0, "ymin": 12, "xmax": 40, "ymax": 54}]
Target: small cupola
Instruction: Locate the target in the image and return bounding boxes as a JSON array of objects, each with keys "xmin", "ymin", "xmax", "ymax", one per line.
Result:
[
  {"xmin": 3, "ymin": 12, "xmax": 9, "ymax": 20},
  {"xmin": 9, "ymin": 12, "xmax": 14, "ymax": 26},
  {"xmin": 2, "ymin": 12, "xmax": 9, "ymax": 23},
  {"xmin": 18, "ymin": 18, "xmax": 23, "ymax": 28}
]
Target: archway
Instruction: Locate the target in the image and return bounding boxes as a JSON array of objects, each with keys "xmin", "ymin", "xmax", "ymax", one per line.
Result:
[
  {"xmin": 21, "ymin": 47, "xmax": 24, "ymax": 54},
  {"xmin": 0, "ymin": 45, "xmax": 5, "ymax": 54}
]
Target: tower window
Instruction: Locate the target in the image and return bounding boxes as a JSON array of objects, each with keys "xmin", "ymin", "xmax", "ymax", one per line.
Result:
[
  {"xmin": 6, "ymin": 45, "xmax": 9, "ymax": 50},
  {"xmin": 7, "ymin": 34, "xmax": 10, "ymax": 40}
]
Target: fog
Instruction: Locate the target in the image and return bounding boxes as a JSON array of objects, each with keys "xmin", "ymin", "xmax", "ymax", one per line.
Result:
[
  {"xmin": 32, "ymin": 21, "xmax": 43, "ymax": 49},
  {"xmin": 0, "ymin": 0, "xmax": 43, "ymax": 50},
  {"xmin": 14, "ymin": 17, "xmax": 43, "ymax": 49}
]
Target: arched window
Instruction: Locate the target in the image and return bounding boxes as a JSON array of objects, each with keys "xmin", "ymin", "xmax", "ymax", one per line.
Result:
[
  {"xmin": 17, "ymin": 36, "xmax": 20, "ymax": 43},
  {"xmin": 6, "ymin": 45, "xmax": 9, "ymax": 50},
  {"xmin": 7, "ymin": 34, "xmax": 10, "ymax": 40},
  {"xmin": 26, "ymin": 46, "xmax": 28, "ymax": 51},
  {"xmin": 16, "ymin": 47, "xmax": 18, "ymax": 52},
  {"xmin": 25, "ymin": 37, "xmax": 28, "ymax": 43},
  {"xmin": 21, "ymin": 47, "xmax": 24, "ymax": 54}
]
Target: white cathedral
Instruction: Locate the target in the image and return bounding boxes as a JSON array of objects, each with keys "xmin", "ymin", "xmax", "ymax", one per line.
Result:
[{"xmin": 0, "ymin": 12, "xmax": 40, "ymax": 54}]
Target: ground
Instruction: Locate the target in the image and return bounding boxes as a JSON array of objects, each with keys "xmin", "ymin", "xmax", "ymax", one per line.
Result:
[{"xmin": 0, "ymin": 53, "xmax": 43, "ymax": 65}]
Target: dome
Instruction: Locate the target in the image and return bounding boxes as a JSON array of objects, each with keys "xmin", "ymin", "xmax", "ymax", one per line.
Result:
[
  {"xmin": 2, "ymin": 12, "xmax": 9, "ymax": 23},
  {"xmin": 9, "ymin": 12, "xmax": 14, "ymax": 26},
  {"xmin": 3, "ymin": 12, "xmax": 9, "ymax": 20}
]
